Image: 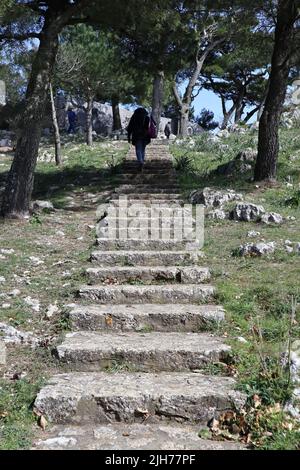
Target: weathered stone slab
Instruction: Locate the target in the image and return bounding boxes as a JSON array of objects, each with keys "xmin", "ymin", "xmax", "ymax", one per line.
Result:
[
  {"xmin": 115, "ymin": 173, "xmax": 177, "ymax": 182},
  {"xmin": 86, "ymin": 266, "xmax": 210, "ymax": 284},
  {"xmin": 106, "ymin": 194, "xmax": 186, "ymax": 210},
  {"xmin": 90, "ymin": 250, "xmax": 202, "ymax": 267},
  {"xmin": 230, "ymin": 203, "xmax": 265, "ymax": 222},
  {"xmin": 0, "ymin": 340, "xmax": 6, "ymax": 365},
  {"xmin": 190, "ymin": 187, "xmax": 243, "ymax": 208},
  {"xmin": 109, "ymin": 195, "xmax": 184, "ymax": 203},
  {"xmin": 33, "ymin": 423, "xmax": 245, "ymax": 450},
  {"xmin": 238, "ymin": 242, "xmax": 276, "ymax": 257},
  {"xmin": 78, "ymin": 284, "xmax": 215, "ymax": 304},
  {"xmin": 69, "ymin": 304, "xmax": 225, "ymax": 332},
  {"xmin": 34, "ymin": 372, "xmax": 246, "ymax": 425},
  {"xmin": 95, "ymin": 238, "xmax": 200, "ymax": 251},
  {"xmin": 113, "ymin": 185, "xmax": 180, "ymax": 194},
  {"xmin": 55, "ymin": 331, "xmax": 231, "ymax": 372}
]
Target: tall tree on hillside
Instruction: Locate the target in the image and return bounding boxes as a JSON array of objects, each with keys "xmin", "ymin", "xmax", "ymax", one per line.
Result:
[
  {"xmin": 0, "ymin": 0, "xmax": 146, "ymax": 217},
  {"xmin": 115, "ymin": 1, "xmax": 203, "ymax": 131},
  {"xmin": 171, "ymin": 0, "xmax": 261, "ymax": 137},
  {"xmin": 1, "ymin": 1, "xmax": 149, "ymax": 217},
  {"xmin": 254, "ymin": 0, "xmax": 300, "ymax": 181},
  {"xmin": 201, "ymin": 68, "xmax": 269, "ymax": 129},
  {"xmin": 0, "ymin": 0, "xmax": 100, "ymax": 218},
  {"xmin": 58, "ymin": 25, "xmax": 118, "ymax": 146}
]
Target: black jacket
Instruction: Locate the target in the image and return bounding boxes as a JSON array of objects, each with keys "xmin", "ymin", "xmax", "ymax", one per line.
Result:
[{"xmin": 127, "ymin": 110, "xmax": 151, "ymax": 146}]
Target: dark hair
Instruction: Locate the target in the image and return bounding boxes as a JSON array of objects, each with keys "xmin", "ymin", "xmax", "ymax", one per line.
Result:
[{"xmin": 134, "ymin": 107, "xmax": 147, "ymax": 115}]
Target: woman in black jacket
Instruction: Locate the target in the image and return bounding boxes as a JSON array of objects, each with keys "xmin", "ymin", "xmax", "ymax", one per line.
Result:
[{"xmin": 127, "ymin": 108, "xmax": 150, "ymax": 168}]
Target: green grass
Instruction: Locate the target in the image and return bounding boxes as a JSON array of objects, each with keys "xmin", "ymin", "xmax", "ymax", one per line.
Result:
[
  {"xmin": 0, "ymin": 379, "xmax": 43, "ymax": 450},
  {"xmin": 171, "ymin": 126, "xmax": 300, "ymax": 449},
  {"xmin": 0, "ymin": 137, "xmax": 129, "ymax": 449},
  {"xmin": 0, "ymin": 130, "xmax": 299, "ymax": 449}
]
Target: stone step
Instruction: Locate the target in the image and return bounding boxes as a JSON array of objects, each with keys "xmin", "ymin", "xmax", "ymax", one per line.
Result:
[
  {"xmin": 126, "ymin": 155, "xmax": 172, "ymax": 160},
  {"xmin": 33, "ymin": 423, "xmax": 245, "ymax": 450},
  {"xmin": 90, "ymin": 250, "xmax": 203, "ymax": 266},
  {"xmin": 120, "ymin": 162, "xmax": 175, "ymax": 168},
  {"xmin": 119, "ymin": 167, "xmax": 175, "ymax": 174},
  {"xmin": 95, "ymin": 238, "xmax": 200, "ymax": 251},
  {"xmin": 99, "ymin": 217, "xmax": 196, "ymax": 226},
  {"xmin": 108, "ymin": 198, "xmax": 185, "ymax": 207},
  {"xmin": 55, "ymin": 331, "xmax": 230, "ymax": 372},
  {"xmin": 114, "ymin": 186, "xmax": 180, "ymax": 192},
  {"xmin": 108, "ymin": 194, "xmax": 183, "ymax": 202},
  {"xmin": 115, "ymin": 173, "xmax": 177, "ymax": 180},
  {"xmin": 69, "ymin": 304, "xmax": 225, "ymax": 332},
  {"xmin": 113, "ymin": 186, "xmax": 180, "ymax": 195},
  {"xmin": 103, "ymin": 206, "xmax": 194, "ymax": 217},
  {"xmin": 78, "ymin": 284, "xmax": 215, "ymax": 304},
  {"xmin": 86, "ymin": 266, "xmax": 210, "ymax": 284},
  {"xmin": 120, "ymin": 167, "xmax": 175, "ymax": 175},
  {"xmin": 96, "ymin": 203, "xmax": 192, "ymax": 220},
  {"xmin": 34, "ymin": 372, "xmax": 245, "ymax": 425},
  {"xmin": 97, "ymin": 228, "xmax": 196, "ymax": 240},
  {"xmin": 125, "ymin": 157, "xmax": 172, "ymax": 160},
  {"xmin": 121, "ymin": 163, "xmax": 174, "ymax": 169}
]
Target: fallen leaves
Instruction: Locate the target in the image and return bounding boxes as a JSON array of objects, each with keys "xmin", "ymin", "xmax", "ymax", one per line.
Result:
[
  {"xmin": 135, "ymin": 407, "xmax": 150, "ymax": 422},
  {"xmin": 203, "ymin": 394, "xmax": 300, "ymax": 447},
  {"xmin": 105, "ymin": 316, "xmax": 113, "ymax": 327},
  {"xmin": 253, "ymin": 394, "xmax": 262, "ymax": 408},
  {"xmin": 33, "ymin": 408, "xmax": 48, "ymax": 431}
]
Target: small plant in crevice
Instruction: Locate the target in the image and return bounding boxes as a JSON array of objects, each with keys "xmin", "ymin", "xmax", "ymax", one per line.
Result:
[
  {"xmin": 105, "ymin": 154, "xmax": 122, "ymax": 175},
  {"xmin": 29, "ymin": 214, "xmax": 42, "ymax": 226},
  {"xmin": 284, "ymin": 189, "xmax": 300, "ymax": 208},
  {"xmin": 174, "ymin": 153, "xmax": 195, "ymax": 174},
  {"xmin": 56, "ymin": 309, "xmax": 71, "ymax": 332}
]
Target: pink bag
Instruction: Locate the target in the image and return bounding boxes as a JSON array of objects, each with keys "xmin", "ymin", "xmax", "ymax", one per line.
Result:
[{"xmin": 148, "ymin": 116, "xmax": 157, "ymax": 138}]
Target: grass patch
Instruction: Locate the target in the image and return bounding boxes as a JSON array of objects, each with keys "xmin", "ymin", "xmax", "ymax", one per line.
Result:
[
  {"xmin": 0, "ymin": 379, "xmax": 43, "ymax": 450},
  {"xmin": 0, "ymin": 137, "xmax": 128, "ymax": 449},
  {"xmin": 171, "ymin": 127, "xmax": 300, "ymax": 449}
]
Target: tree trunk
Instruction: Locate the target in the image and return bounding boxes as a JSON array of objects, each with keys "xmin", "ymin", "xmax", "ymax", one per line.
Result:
[
  {"xmin": 221, "ymin": 112, "xmax": 232, "ymax": 129},
  {"xmin": 254, "ymin": 0, "xmax": 298, "ymax": 181},
  {"xmin": 221, "ymin": 107, "xmax": 236, "ymax": 129},
  {"xmin": 112, "ymin": 95, "xmax": 122, "ymax": 131},
  {"xmin": 1, "ymin": 13, "xmax": 60, "ymax": 218},
  {"xmin": 220, "ymin": 96, "xmax": 236, "ymax": 129},
  {"xmin": 234, "ymin": 99, "xmax": 245, "ymax": 124},
  {"xmin": 151, "ymin": 71, "xmax": 164, "ymax": 132},
  {"xmin": 173, "ymin": 39, "xmax": 223, "ymax": 138},
  {"xmin": 257, "ymin": 97, "xmax": 266, "ymax": 122},
  {"xmin": 49, "ymin": 82, "xmax": 62, "ymax": 166},
  {"xmin": 243, "ymin": 106, "xmax": 260, "ymax": 124},
  {"xmin": 86, "ymin": 94, "xmax": 93, "ymax": 146},
  {"xmin": 179, "ymin": 104, "xmax": 190, "ymax": 137}
]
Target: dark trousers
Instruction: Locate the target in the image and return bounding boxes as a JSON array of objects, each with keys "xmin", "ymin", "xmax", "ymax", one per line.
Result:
[
  {"xmin": 68, "ymin": 122, "xmax": 76, "ymax": 134},
  {"xmin": 135, "ymin": 140, "xmax": 146, "ymax": 163}
]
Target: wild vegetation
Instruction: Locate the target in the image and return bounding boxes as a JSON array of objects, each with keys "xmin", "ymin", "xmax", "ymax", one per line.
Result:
[
  {"xmin": 173, "ymin": 128, "xmax": 300, "ymax": 449},
  {"xmin": 0, "ymin": 139, "xmax": 128, "ymax": 449},
  {"xmin": 0, "ymin": 0, "xmax": 300, "ymax": 452}
]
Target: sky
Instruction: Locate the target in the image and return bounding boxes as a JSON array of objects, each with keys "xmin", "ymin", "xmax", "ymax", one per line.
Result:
[
  {"xmin": 192, "ymin": 88, "xmax": 258, "ymax": 125},
  {"xmin": 178, "ymin": 81, "xmax": 258, "ymax": 126},
  {"xmin": 193, "ymin": 88, "xmax": 224, "ymax": 122}
]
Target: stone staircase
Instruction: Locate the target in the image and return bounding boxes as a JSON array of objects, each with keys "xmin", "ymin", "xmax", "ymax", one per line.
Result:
[{"xmin": 33, "ymin": 143, "xmax": 245, "ymax": 450}]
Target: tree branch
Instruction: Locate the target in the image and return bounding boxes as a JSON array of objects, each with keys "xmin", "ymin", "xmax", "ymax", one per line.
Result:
[
  {"xmin": 183, "ymin": 38, "xmax": 224, "ymax": 105},
  {"xmin": 172, "ymin": 81, "xmax": 183, "ymax": 107},
  {"xmin": 191, "ymin": 86, "xmax": 202, "ymax": 101},
  {"xmin": 0, "ymin": 32, "xmax": 41, "ymax": 41},
  {"xmin": 221, "ymin": 95, "xmax": 227, "ymax": 115},
  {"xmin": 243, "ymin": 105, "xmax": 260, "ymax": 124}
]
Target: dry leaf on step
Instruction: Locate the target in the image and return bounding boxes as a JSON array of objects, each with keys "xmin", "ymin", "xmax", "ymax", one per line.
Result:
[
  {"xmin": 39, "ymin": 415, "xmax": 47, "ymax": 431},
  {"xmin": 253, "ymin": 394, "xmax": 261, "ymax": 408}
]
